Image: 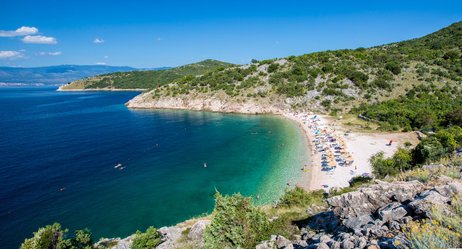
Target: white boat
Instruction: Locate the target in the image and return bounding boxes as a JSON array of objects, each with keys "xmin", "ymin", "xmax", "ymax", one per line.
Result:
[
  {"xmin": 203, "ymin": 163, "xmax": 207, "ymax": 168},
  {"xmin": 114, "ymin": 163, "xmax": 122, "ymax": 169}
]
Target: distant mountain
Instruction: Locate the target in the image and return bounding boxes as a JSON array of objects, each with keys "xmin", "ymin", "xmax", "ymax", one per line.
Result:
[
  {"xmin": 0, "ymin": 65, "xmax": 169, "ymax": 85},
  {"xmin": 60, "ymin": 59, "xmax": 234, "ymax": 90}
]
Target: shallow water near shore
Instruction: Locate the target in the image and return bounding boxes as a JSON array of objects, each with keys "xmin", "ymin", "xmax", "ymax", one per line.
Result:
[{"xmin": 0, "ymin": 87, "xmax": 307, "ymax": 248}]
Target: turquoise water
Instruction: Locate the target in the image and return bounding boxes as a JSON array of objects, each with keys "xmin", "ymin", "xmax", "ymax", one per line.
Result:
[{"xmin": 0, "ymin": 87, "xmax": 307, "ymax": 248}]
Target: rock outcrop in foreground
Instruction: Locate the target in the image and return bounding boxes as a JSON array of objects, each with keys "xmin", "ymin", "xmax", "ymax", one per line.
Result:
[
  {"xmin": 96, "ymin": 177, "xmax": 461, "ymax": 249},
  {"xmin": 257, "ymin": 177, "xmax": 462, "ymax": 249}
]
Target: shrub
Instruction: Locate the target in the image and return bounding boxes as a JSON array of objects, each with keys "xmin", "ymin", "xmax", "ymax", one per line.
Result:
[
  {"xmin": 132, "ymin": 226, "xmax": 162, "ymax": 249},
  {"xmin": 277, "ymin": 187, "xmax": 324, "ymax": 208},
  {"xmin": 404, "ymin": 195, "xmax": 462, "ymax": 249},
  {"xmin": 385, "ymin": 61, "xmax": 402, "ymax": 75},
  {"xmin": 348, "ymin": 175, "xmax": 372, "ymax": 187},
  {"xmin": 21, "ymin": 223, "xmax": 69, "ymax": 249},
  {"xmin": 267, "ymin": 63, "xmax": 279, "ymax": 73},
  {"xmin": 370, "ymin": 148, "xmax": 413, "ymax": 178},
  {"xmin": 412, "ymin": 137, "xmax": 446, "ymax": 164},
  {"xmin": 204, "ymin": 193, "xmax": 269, "ymax": 249},
  {"xmin": 20, "ymin": 223, "xmax": 93, "ymax": 249}
]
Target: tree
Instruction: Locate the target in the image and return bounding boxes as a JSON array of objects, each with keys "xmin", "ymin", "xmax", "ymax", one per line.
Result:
[
  {"xmin": 412, "ymin": 137, "xmax": 445, "ymax": 164},
  {"xmin": 370, "ymin": 151, "xmax": 398, "ymax": 177},
  {"xmin": 447, "ymin": 109, "xmax": 462, "ymax": 127},
  {"xmin": 20, "ymin": 223, "xmax": 71, "ymax": 249},
  {"xmin": 392, "ymin": 148, "xmax": 413, "ymax": 171},
  {"xmin": 132, "ymin": 226, "xmax": 162, "ymax": 249},
  {"xmin": 435, "ymin": 130, "xmax": 457, "ymax": 152},
  {"xmin": 73, "ymin": 229, "xmax": 93, "ymax": 249},
  {"xmin": 204, "ymin": 193, "xmax": 269, "ymax": 249}
]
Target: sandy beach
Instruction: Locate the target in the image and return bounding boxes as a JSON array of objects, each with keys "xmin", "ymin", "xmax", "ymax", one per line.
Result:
[{"xmin": 284, "ymin": 112, "xmax": 419, "ymax": 191}]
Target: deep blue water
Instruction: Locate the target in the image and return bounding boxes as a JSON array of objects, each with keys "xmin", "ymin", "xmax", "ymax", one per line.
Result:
[{"xmin": 0, "ymin": 87, "xmax": 307, "ymax": 248}]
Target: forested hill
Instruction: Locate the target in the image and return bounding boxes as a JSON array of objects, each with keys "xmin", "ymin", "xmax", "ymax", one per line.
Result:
[
  {"xmin": 133, "ymin": 21, "xmax": 462, "ymax": 126},
  {"xmin": 59, "ymin": 59, "xmax": 233, "ymax": 90}
]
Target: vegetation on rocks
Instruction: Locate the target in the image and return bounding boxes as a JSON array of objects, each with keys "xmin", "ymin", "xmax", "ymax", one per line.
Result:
[
  {"xmin": 404, "ymin": 195, "xmax": 462, "ymax": 249},
  {"xmin": 129, "ymin": 21, "xmax": 462, "ymax": 117},
  {"xmin": 131, "ymin": 227, "xmax": 162, "ymax": 249}
]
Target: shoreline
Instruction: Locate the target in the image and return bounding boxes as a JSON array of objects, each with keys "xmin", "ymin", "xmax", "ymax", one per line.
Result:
[
  {"xmin": 284, "ymin": 112, "xmax": 420, "ymax": 191},
  {"xmin": 281, "ymin": 113, "xmax": 315, "ymax": 191}
]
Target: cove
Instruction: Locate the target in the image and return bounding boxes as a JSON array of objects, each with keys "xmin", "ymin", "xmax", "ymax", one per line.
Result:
[{"xmin": 0, "ymin": 87, "xmax": 307, "ymax": 248}]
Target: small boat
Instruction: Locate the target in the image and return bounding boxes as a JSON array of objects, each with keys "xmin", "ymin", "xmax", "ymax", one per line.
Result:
[
  {"xmin": 114, "ymin": 163, "xmax": 122, "ymax": 169},
  {"xmin": 118, "ymin": 166, "xmax": 125, "ymax": 170},
  {"xmin": 203, "ymin": 163, "xmax": 207, "ymax": 168}
]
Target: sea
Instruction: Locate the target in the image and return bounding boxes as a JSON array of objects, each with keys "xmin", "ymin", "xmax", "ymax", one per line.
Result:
[{"xmin": 0, "ymin": 86, "xmax": 307, "ymax": 248}]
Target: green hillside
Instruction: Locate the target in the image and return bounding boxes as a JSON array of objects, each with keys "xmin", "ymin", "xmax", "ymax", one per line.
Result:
[
  {"xmin": 60, "ymin": 59, "xmax": 233, "ymax": 90},
  {"xmin": 146, "ymin": 21, "xmax": 462, "ymax": 130}
]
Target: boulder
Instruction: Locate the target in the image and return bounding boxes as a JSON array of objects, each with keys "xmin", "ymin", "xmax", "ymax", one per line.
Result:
[
  {"xmin": 341, "ymin": 239, "xmax": 355, "ymax": 249},
  {"xmin": 408, "ymin": 189, "xmax": 451, "ymax": 216},
  {"xmin": 157, "ymin": 226, "xmax": 185, "ymax": 249},
  {"xmin": 256, "ymin": 240, "xmax": 276, "ymax": 249},
  {"xmin": 187, "ymin": 220, "xmax": 211, "ymax": 241},
  {"xmin": 327, "ymin": 181, "xmax": 423, "ymax": 220},
  {"xmin": 378, "ymin": 202, "xmax": 408, "ymax": 222},
  {"xmin": 343, "ymin": 215, "xmax": 373, "ymax": 230},
  {"xmin": 316, "ymin": 242, "xmax": 330, "ymax": 249},
  {"xmin": 276, "ymin": 235, "xmax": 292, "ymax": 249}
]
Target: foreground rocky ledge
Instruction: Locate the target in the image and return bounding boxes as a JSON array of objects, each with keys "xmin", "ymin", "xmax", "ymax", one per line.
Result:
[{"xmin": 95, "ymin": 177, "xmax": 462, "ymax": 249}]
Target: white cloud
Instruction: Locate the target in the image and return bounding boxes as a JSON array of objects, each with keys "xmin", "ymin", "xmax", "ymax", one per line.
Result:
[
  {"xmin": 93, "ymin": 38, "xmax": 104, "ymax": 44},
  {"xmin": 22, "ymin": 35, "xmax": 57, "ymax": 44},
  {"xmin": 38, "ymin": 51, "xmax": 62, "ymax": 56},
  {"xmin": 0, "ymin": 26, "xmax": 38, "ymax": 37},
  {"xmin": 0, "ymin": 50, "xmax": 24, "ymax": 59},
  {"xmin": 96, "ymin": 62, "xmax": 106, "ymax": 65}
]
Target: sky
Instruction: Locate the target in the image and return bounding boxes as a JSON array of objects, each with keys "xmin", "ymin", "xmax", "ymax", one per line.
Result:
[{"xmin": 1, "ymin": 0, "xmax": 462, "ymax": 68}]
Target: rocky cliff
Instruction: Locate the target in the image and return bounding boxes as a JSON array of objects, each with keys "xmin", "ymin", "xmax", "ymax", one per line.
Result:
[{"xmin": 126, "ymin": 90, "xmax": 289, "ymax": 114}]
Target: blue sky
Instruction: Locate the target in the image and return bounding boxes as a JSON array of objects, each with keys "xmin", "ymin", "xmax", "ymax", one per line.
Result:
[{"xmin": 1, "ymin": 0, "xmax": 462, "ymax": 68}]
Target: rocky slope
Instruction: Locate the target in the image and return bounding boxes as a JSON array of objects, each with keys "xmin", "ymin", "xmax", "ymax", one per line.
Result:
[
  {"xmin": 126, "ymin": 90, "xmax": 287, "ymax": 114},
  {"xmin": 256, "ymin": 177, "xmax": 462, "ymax": 249},
  {"xmin": 95, "ymin": 176, "xmax": 461, "ymax": 249},
  {"xmin": 126, "ymin": 21, "xmax": 462, "ymax": 114}
]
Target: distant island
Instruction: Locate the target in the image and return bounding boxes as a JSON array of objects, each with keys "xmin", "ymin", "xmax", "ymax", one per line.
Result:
[{"xmin": 0, "ymin": 65, "xmax": 168, "ymax": 85}]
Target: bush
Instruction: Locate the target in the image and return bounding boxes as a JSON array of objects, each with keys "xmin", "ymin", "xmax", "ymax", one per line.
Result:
[
  {"xmin": 21, "ymin": 223, "xmax": 69, "ymax": 249},
  {"xmin": 132, "ymin": 226, "xmax": 162, "ymax": 249},
  {"xmin": 370, "ymin": 148, "xmax": 413, "ymax": 178},
  {"xmin": 412, "ymin": 137, "xmax": 446, "ymax": 164},
  {"xmin": 277, "ymin": 187, "xmax": 324, "ymax": 208},
  {"xmin": 20, "ymin": 223, "xmax": 93, "ymax": 249},
  {"xmin": 348, "ymin": 175, "xmax": 372, "ymax": 187},
  {"xmin": 385, "ymin": 61, "xmax": 402, "ymax": 75},
  {"xmin": 404, "ymin": 195, "xmax": 462, "ymax": 249},
  {"xmin": 204, "ymin": 193, "xmax": 269, "ymax": 249}
]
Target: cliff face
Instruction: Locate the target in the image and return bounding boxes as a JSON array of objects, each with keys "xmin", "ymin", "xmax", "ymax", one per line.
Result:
[{"xmin": 126, "ymin": 90, "xmax": 289, "ymax": 114}]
